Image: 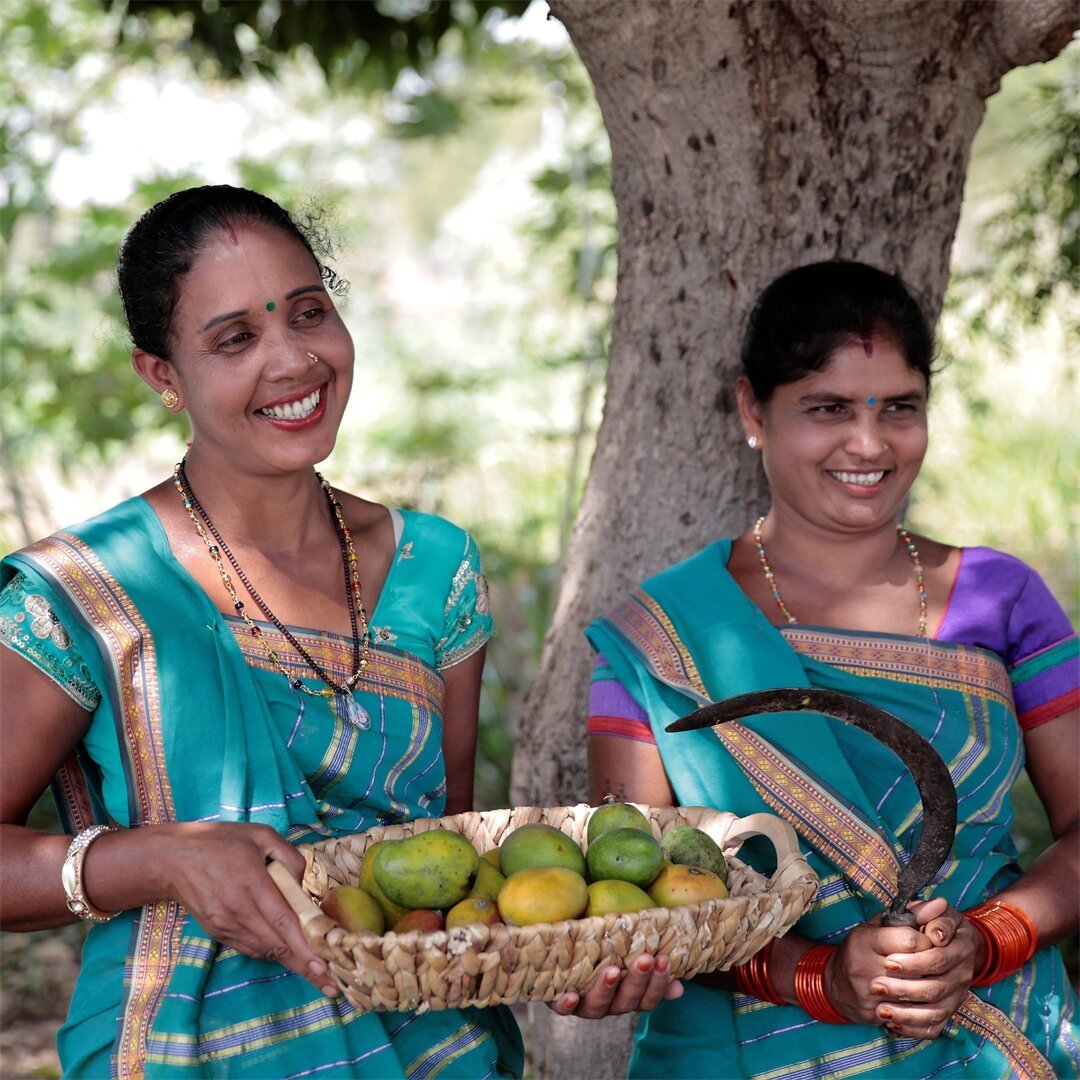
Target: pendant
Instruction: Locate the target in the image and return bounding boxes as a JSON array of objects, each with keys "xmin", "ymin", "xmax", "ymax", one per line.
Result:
[{"xmin": 333, "ymin": 688, "xmax": 370, "ymax": 730}]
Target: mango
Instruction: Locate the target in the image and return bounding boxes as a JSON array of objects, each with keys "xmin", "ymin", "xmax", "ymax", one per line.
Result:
[
  {"xmin": 499, "ymin": 823, "xmax": 586, "ymax": 878},
  {"xmin": 320, "ymin": 884, "xmax": 385, "ymax": 934},
  {"xmin": 467, "ymin": 858, "xmax": 506, "ymax": 901},
  {"xmin": 585, "ymin": 879, "xmax": 655, "ymax": 917},
  {"xmin": 392, "ymin": 908, "xmax": 446, "ymax": 934},
  {"xmin": 586, "ymin": 828, "xmax": 664, "ymax": 888},
  {"xmin": 498, "ymin": 866, "xmax": 589, "ymax": 926},
  {"xmin": 373, "ymin": 831, "xmax": 480, "ymax": 910},
  {"xmin": 359, "ymin": 840, "xmax": 410, "ymax": 926},
  {"xmin": 660, "ymin": 825, "xmax": 727, "ymax": 882},
  {"xmin": 446, "ymin": 896, "xmax": 503, "ymax": 930},
  {"xmin": 481, "ymin": 847, "xmax": 502, "ymax": 871},
  {"xmin": 647, "ymin": 863, "xmax": 729, "ymax": 908},
  {"xmin": 587, "ymin": 801, "xmax": 652, "ymax": 844}
]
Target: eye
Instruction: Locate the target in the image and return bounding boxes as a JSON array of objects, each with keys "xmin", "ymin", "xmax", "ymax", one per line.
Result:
[
  {"xmin": 293, "ymin": 304, "xmax": 325, "ymax": 325},
  {"xmin": 808, "ymin": 403, "xmax": 846, "ymax": 415},
  {"xmin": 884, "ymin": 401, "xmax": 921, "ymax": 414},
  {"xmin": 217, "ymin": 329, "xmax": 254, "ymax": 349}
]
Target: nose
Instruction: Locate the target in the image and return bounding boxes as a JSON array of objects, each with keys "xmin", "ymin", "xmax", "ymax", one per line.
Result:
[
  {"xmin": 844, "ymin": 411, "xmax": 888, "ymax": 459},
  {"xmin": 263, "ymin": 334, "xmax": 315, "ymax": 380}
]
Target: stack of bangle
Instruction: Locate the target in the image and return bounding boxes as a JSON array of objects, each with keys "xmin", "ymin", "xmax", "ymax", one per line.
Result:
[
  {"xmin": 964, "ymin": 900, "xmax": 1038, "ymax": 986},
  {"xmin": 794, "ymin": 944, "xmax": 850, "ymax": 1024},
  {"xmin": 733, "ymin": 939, "xmax": 785, "ymax": 1004}
]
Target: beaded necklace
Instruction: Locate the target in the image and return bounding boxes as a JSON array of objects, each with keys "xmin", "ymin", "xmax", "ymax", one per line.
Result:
[
  {"xmin": 173, "ymin": 460, "xmax": 371, "ymax": 706},
  {"xmin": 752, "ymin": 516, "xmax": 928, "ymax": 637}
]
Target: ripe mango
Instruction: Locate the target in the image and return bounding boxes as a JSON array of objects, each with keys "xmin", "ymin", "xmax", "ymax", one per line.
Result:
[
  {"xmin": 467, "ymin": 858, "xmax": 506, "ymax": 901},
  {"xmin": 373, "ymin": 831, "xmax": 480, "ymax": 910},
  {"xmin": 498, "ymin": 866, "xmax": 589, "ymax": 926},
  {"xmin": 481, "ymin": 847, "xmax": 502, "ymax": 871},
  {"xmin": 647, "ymin": 863, "xmax": 729, "ymax": 908},
  {"xmin": 660, "ymin": 825, "xmax": 727, "ymax": 882},
  {"xmin": 585, "ymin": 827, "xmax": 664, "ymax": 889},
  {"xmin": 499, "ymin": 823, "xmax": 586, "ymax": 878},
  {"xmin": 392, "ymin": 908, "xmax": 446, "ymax": 934},
  {"xmin": 446, "ymin": 896, "xmax": 503, "ymax": 930},
  {"xmin": 585, "ymin": 879, "xmax": 655, "ymax": 917},
  {"xmin": 359, "ymin": 840, "xmax": 410, "ymax": 926},
  {"xmin": 320, "ymin": 884, "xmax": 385, "ymax": 934},
  {"xmin": 587, "ymin": 801, "xmax": 652, "ymax": 844}
]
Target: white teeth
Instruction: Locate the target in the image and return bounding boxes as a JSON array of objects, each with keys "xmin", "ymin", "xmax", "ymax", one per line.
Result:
[
  {"xmin": 830, "ymin": 470, "xmax": 885, "ymax": 486},
  {"xmin": 260, "ymin": 388, "xmax": 320, "ymax": 420}
]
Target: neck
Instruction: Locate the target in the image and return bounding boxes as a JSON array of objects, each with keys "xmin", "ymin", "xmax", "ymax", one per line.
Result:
[{"xmin": 178, "ymin": 452, "xmax": 335, "ymax": 556}]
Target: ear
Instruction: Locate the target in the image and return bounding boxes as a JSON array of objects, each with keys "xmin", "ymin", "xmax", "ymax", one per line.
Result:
[
  {"xmin": 735, "ymin": 376, "xmax": 765, "ymax": 442},
  {"xmin": 132, "ymin": 348, "xmax": 176, "ymax": 395}
]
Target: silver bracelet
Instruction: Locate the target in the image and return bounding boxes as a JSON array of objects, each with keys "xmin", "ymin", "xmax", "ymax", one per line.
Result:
[{"xmin": 61, "ymin": 824, "xmax": 120, "ymax": 923}]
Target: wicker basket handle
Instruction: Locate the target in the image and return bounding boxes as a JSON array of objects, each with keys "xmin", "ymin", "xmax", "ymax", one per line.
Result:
[
  {"xmin": 703, "ymin": 811, "xmax": 813, "ymax": 893},
  {"xmin": 267, "ymin": 859, "xmax": 339, "ymax": 956}
]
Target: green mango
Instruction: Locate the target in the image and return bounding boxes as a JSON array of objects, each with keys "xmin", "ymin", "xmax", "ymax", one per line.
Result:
[{"xmin": 373, "ymin": 831, "xmax": 480, "ymax": 910}]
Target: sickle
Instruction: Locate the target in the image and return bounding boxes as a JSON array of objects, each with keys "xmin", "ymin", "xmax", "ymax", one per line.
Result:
[{"xmin": 666, "ymin": 687, "xmax": 957, "ymax": 926}]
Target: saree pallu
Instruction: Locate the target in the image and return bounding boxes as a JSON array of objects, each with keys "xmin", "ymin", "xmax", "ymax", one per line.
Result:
[
  {"xmin": 587, "ymin": 539, "xmax": 1079, "ymax": 1079},
  {"xmin": 2, "ymin": 498, "xmax": 522, "ymax": 1079}
]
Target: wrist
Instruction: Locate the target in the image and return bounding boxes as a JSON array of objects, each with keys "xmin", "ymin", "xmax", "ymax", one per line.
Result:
[
  {"xmin": 964, "ymin": 899, "xmax": 1037, "ymax": 986},
  {"xmin": 62, "ymin": 825, "xmax": 121, "ymax": 922},
  {"xmin": 794, "ymin": 944, "xmax": 850, "ymax": 1024}
]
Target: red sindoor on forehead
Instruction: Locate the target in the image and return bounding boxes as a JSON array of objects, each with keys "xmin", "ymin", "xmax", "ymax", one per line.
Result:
[
  {"xmin": 861, "ymin": 333, "xmax": 874, "ymax": 357},
  {"xmin": 223, "ymin": 221, "xmax": 239, "ymax": 244}
]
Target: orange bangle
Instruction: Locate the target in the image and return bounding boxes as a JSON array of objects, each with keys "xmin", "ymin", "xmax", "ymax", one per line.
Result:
[
  {"xmin": 964, "ymin": 900, "xmax": 1038, "ymax": 986},
  {"xmin": 794, "ymin": 944, "xmax": 850, "ymax": 1024},
  {"xmin": 733, "ymin": 940, "xmax": 784, "ymax": 1004}
]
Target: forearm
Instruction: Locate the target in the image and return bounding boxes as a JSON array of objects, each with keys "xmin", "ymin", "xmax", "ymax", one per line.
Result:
[
  {"xmin": 0, "ymin": 822, "xmax": 179, "ymax": 932},
  {"xmin": 975, "ymin": 822, "xmax": 1079, "ymax": 948}
]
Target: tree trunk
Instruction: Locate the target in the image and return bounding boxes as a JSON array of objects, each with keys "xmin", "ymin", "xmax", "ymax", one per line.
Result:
[{"xmin": 512, "ymin": 1, "xmax": 1075, "ymax": 1076}]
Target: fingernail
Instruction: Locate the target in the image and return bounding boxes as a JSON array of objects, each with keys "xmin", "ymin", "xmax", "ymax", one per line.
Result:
[
  {"xmin": 322, "ymin": 984, "xmax": 339, "ymax": 998},
  {"xmin": 562, "ymin": 993, "xmax": 578, "ymax": 1009},
  {"xmin": 635, "ymin": 957, "xmax": 653, "ymax": 975},
  {"xmin": 309, "ymin": 960, "xmax": 326, "ymax": 977},
  {"xmin": 933, "ymin": 928, "xmax": 947, "ymax": 943},
  {"xmin": 655, "ymin": 955, "xmax": 669, "ymax": 974},
  {"xmin": 878, "ymin": 1006, "xmax": 894, "ymax": 1020},
  {"xmin": 885, "ymin": 1023, "xmax": 901, "ymax": 1036},
  {"xmin": 606, "ymin": 969, "xmax": 620, "ymax": 986},
  {"xmin": 870, "ymin": 984, "xmax": 888, "ymax": 996},
  {"xmin": 884, "ymin": 960, "xmax": 902, "ymax": 972}
]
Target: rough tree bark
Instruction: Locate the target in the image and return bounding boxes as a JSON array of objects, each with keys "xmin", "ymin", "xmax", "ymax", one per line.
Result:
[{"xmin": 511, "ymin": 2, "xmax": 1076, "ymax": 1076}]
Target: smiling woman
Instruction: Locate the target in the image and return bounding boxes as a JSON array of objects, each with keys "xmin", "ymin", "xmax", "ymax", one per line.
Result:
[{"xmin": 0, "ymin": 186, "xmax": 523, "ymax": 1078}]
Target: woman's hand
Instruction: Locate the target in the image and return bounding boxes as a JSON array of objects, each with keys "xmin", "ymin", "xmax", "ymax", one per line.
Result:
[
  {"xmin": 829, "ymin": 898, "xmax": 977, "ymax": 1037},
  {"xmin": 138, "ymin": 821, "xmax": 340, "ymax": 998},
  {"xmin": 548, "ymin": 954, "xmax": 684, "ymax": 1019}
]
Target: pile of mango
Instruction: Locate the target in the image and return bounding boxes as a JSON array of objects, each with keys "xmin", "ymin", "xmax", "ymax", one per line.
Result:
[{"xmin": 320, "ymin": 804, "xmax": 730, "ymax": 935}]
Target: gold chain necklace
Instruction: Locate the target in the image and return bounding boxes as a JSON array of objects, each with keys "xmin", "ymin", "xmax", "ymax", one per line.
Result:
[
  {"xmin": 173, "ymin": 460, "xmax": 373, "ymax": 719},
  {"xmin": 752, "ymin": 516, "xmax": 928, "ymax": 637}
]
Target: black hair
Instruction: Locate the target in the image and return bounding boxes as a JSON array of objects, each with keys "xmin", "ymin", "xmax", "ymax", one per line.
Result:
[
  {"xmin": 117, "ymin": 185, "xmax": 348, "ymax": 360},
  {"xmin": 740, "ymin": 260, "xmax": 936, "ymax": 401}
]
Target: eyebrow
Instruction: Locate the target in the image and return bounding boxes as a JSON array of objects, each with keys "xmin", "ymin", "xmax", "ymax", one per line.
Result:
[
  {"xmin": 199, "ymin": 284, "xmax": 326, "ymax": 332},
  {"xmin": 796, "ymin": 389, "xmax": 926, "ymax": 405}
]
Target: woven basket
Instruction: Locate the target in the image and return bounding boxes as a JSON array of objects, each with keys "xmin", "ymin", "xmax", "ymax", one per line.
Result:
[{"xmin": 269, "ymin": 803, "xmax": 817, "ymax": 1015}]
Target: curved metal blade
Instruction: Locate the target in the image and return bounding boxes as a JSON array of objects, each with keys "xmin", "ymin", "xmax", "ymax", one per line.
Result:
[{"xmin": 667, "ymin": 687, "xmax": 957, "ymax": 924}]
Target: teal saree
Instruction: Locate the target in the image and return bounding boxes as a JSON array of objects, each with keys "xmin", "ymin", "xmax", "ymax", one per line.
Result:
[
  {"xmin": 588, "ymin": 540, "xmax": 1078, "ymax": 1079},
  {"xmin": 1, "ymin": 497, "xmax": 523, "ymax": 1079}
]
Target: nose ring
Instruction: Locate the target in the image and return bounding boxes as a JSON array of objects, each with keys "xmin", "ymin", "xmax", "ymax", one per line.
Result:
[{"xmin": 307, "ymin": 351, "xmax": 319, "ymax": 366}]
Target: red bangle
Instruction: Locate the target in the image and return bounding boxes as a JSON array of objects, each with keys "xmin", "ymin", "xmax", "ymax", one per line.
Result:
[
  {"xmin": 794, "ymin": 944, "xmax": 850, "ymax": 1024},
  {"xmin": 964, "ymin": 900, "xmax": 1038, "ymax": 987},
  {"xmin": 733, "ymin": 940, "xmax": 784, "ymax": 1004}
]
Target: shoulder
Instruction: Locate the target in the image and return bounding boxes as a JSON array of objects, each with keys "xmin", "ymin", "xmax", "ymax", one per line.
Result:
[
  {"xmin": 396, "ymin": 510, "xmax": 472, "ymax": 551},
  {"xmin": 640, "ymin": 538, "xmax": 733, "ymax": 593}
]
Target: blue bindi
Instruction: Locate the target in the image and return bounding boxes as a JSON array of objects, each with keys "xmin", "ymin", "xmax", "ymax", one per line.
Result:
[
  {"xmin": 867, "ymin": 396, "xmax": 878, "ymax": 406},
  {"xmin": 265, "ymin": 301, "xmax": 276, "ymax": 311}
]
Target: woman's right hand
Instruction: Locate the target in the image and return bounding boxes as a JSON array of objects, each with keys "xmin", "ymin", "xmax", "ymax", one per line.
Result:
[
  {"xmin": 549, "ymin": 953, "xmax": 684, "ymax": 1019},
  {"xmin": 91, "ymin": 821, "xmax": 340, "ymax": 998}
]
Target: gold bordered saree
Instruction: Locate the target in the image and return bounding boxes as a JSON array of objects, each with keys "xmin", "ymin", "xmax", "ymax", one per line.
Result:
[
  {"xmin": 1, "ymin": 498, "xmax": 522, "ymax": 1079},
  {"xmin": 587, "ymin": 540, "xmax": 1078, "ymax": 1079}
]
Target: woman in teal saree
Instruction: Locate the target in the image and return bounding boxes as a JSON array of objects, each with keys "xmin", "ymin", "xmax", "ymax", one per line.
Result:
[
  {"xmin": 581, "ymin": 262, "xmax": 1078, "ymax": 1077},
  {"xmin": 0, "ymin": 186, "xmax": 522, "ymax": 1078}
]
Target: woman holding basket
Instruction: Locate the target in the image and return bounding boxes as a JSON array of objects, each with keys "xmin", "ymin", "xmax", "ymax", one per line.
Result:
[
  {"xmin": 567, "ymin": 261, "xmax": 1079, "ymax": 1076},
  {"xmin": 0, "ymin": 186, "xmax": 524, "ymax": 1077}
]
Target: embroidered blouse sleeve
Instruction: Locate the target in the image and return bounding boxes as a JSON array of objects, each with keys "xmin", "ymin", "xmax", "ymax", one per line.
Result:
[
  {"xmin": 434, "ymin": 532, "xmax": 493, "ymax": 670},
  {"xmin": 0, "ymin": 571, "xmax": 102, "ymax": 711},
  {"xmin": 1006, "ymin": 567, "xmax": 1079, "ymax": 731},
  {"xmin": 587, "ymin": 654, "xmax": 656, "ymax": 744}
]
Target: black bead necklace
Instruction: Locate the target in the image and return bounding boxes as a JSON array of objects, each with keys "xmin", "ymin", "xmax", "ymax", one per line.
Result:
[{"xmin": 173, "ymin": 459, "xmax": 370, "ymax": 700}]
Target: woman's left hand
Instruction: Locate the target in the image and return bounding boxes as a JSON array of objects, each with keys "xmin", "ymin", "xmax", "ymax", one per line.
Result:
[
  {"xmin": 548, "ymin": 953, "xmax": 684, "ymax": 1019},
  {"xmin": 864, "ymin": 898, "xmax": 982, "ymax": 1039}
]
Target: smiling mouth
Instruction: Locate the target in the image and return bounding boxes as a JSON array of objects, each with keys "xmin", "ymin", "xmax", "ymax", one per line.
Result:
[
  {"xmin": 828, "ymin": 470, "xmax": 887, "ymax": 486},
  {"xmin": 258, "ymin": 387, "xmax": 321, "ymax": 420}
]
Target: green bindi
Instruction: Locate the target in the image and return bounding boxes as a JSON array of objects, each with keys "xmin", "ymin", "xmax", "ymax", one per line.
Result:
[{"xmin": 265, "ymin": 301, "xmax": 276, "ymax": 311}]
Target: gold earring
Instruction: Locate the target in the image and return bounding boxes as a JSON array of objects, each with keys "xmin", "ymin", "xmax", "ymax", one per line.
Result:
[
  {"xmin": 307, "ymin": 352, "xmax": 319, "ymax": 365},
  {"xmin": 161, "ymin": 388, "xmax": 180, "ymax": 410}
]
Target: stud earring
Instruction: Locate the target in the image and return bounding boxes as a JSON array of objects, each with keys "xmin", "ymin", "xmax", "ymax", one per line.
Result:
[
  {"xmin": 307, "ymin": 351, "xmax": 319, "ymax": 366},
  {"xmin": 161, "ymin": 388, "xmax": 180, "ymax": 410},
  {"xmin": 747, "ymin": 435, "xmax": 759, "ymax": 449}
]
